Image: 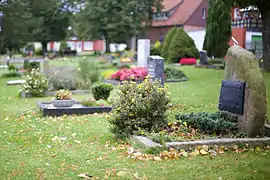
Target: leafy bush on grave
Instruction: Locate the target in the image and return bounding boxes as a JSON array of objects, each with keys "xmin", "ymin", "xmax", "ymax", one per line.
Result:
[
  {"xmin": 109, "ymin": 77, "xmax": 171, "ymax": 138},
  {"xmin": 168, "ymin": 28, "xmax": 200, "ymax": 63},
  {"xmin": 175, "ymin": 111, "xmax": 238, "ymax": 135},
  {"xmin": 21, "ymin": 68, "xmax": 48, "ymax": 97},
  {"xmin": 47, "ymin": 68, "xmax": 79, "ymax": 91},
  {"xmin": 164, "ymin": 67, "xmax": 188, "ymax": 80},
  {"xmin": 92, "ymin": 83, "xmax": 113, "ymax": 100}
]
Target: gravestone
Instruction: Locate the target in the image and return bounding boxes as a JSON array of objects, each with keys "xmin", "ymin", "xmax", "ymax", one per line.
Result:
[
  {"xmin": 137, "ymin": 39, "xmax": 150, "ymax": 68},
  {"xmin": 224, "ymin": 45, "xmax": 267, "ymax": 137},
  {"xmin": 199, "ymin": 50, "xmax": 208, "ymax": 65},
  {"xmin": 147, "ymin": 56, "xmax": 164, "ymax": 86}
]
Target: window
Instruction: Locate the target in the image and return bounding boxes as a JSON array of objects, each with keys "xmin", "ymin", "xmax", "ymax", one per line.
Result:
[{"xmin": 202, "ymin": 8, "xmax": 206, "ymax": 19}]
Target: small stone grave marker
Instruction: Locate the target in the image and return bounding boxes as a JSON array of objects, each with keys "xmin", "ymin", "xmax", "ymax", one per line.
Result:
[{"xmin": 147, "ymin": 56, "xmax": 164, "ymax": 86}]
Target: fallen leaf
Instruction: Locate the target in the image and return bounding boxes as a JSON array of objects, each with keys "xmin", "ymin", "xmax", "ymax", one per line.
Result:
[
  {"xmin": 200, "ymin": 149, "xmax": 208, "ymax": 155},
  {"xmin": 51, "ymin": 154, "xmax": 57, "ymax": 157},
  {"xmin": 74, "ymin": 140, "xmax": 81, "ymax": 144},
  {"xmin": 117, "ymin": 171, "xmax": 129, "ymax": 177},
  {"xmin": 153, "ymin": 156, "xmax": 162, "ymax": 161},
  {"xmin": 202, "ymin": 145, "xmax": 209, "ymax": 151},
  {"xmin": 78, "ymin": 173, "xmax": 93, "ymax": 179}
]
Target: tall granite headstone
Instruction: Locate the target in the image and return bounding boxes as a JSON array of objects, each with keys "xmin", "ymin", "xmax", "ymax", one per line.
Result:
[
  {"xmin": 147, "ymin": 56, "xmax": 164, "ymax": 86},
  {"xmin": 225, "ymin": 45, "xmax": 267, "ymax": 137},
  {"xmin": 137, "ymin": 39, "xmax": 150, "ymax": 68}
]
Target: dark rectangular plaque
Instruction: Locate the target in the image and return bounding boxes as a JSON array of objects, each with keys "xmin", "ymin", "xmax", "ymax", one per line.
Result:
[
  {"xmin": 147, "ymin": 56, "xmax": 164, "ymax": 86},
  {"xmin": 218, "ymin": 80, "xmax": 245, "ymax": 114}
]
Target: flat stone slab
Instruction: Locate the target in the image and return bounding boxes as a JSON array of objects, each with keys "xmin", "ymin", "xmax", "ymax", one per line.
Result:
[
  {"xmin": 37, "ymin": 102, "xmax": 112, "ymax": 117},
  {"xmin": 133, "ymin": 136, "xmax": 270, "ymax": 150},
  {"xmin": 7, "ymin": 80, "xmax": 26, "ymax": 85}
]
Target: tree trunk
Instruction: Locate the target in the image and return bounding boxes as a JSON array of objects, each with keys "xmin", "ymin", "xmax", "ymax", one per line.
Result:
[
  {"xmin": 105, "ymin": 38, "xmax": 111, "ymax": 53},
  {"xmin": 41, "ymin": 41, "xmax": 48, "ymax": 55},
  {"xmin": 259, "ymin": 6, "xmax": 270, "ymax": 72}
]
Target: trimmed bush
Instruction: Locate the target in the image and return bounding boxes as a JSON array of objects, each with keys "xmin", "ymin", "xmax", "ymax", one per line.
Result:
[
  {"xmin": 168, "ymin": 28, "xmax": 199, "ymax": 63},
  {"xmin": 109, "ymin": 78, "xmax": 171, "ymax": 138},
  {"xmin": 2, "ymin": 71, "xmax": 22, "ymax": 78},
  {"xmin": 8, "ymin": 64, "xmax": 16, "ymax": 71},
  {"xmin": 92, "ymin": 83, "xmax": 113, "ymax": 100},
  {"xmin": 162, "ymin": 27, "xmax": 178, "ymax": 60},
  {"xmin": 175, "ymin": 111, "xmax": 238, "ymax": 135}
]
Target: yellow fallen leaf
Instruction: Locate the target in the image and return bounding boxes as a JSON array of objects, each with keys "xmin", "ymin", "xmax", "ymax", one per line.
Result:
[
  {"xmin": 182, "ymin": 152, "xmax": 188, "ymax": 157},
  {"xmin": 202, "ymin": 145, "xmax": 209, "ymax": 151},
  {"xmin": 117, "ymin": 171, "xmax": 129, "ymax": 177},
  {"xmin": 200, "ymin": 149, "xmax": 208, "ymax": 155},
  {"xmin": 153, "ymin": 156, "xmax": 162, "ymax": 161}
]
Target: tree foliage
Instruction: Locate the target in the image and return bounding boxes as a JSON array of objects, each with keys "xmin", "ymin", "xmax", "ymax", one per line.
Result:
[
  {"xmin": 0, "ymin": 0, "xmax": 72, "ymax": 54},
  {"xmin": 204, "ymin": 0, "xmax": 231, "ymax": 58},
  {"xmin": 222, "ymin": 0, "xmax": 270, "ymax": 71},
  {"xmin": 74, "ymin": 0, "xmax": 162, "ymax": 51}
]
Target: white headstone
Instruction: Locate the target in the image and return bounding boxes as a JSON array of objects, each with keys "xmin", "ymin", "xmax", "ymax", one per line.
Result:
[{"xmin": 137, "ymin": 39, "xmax": 150, "ymax": 68}]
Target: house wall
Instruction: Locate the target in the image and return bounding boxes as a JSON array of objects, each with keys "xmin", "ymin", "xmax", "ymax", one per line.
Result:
[
  {"xmin": 185, "ymin": 0, "xmax": 208, "ymax": 27},
  {"xmin": 186, "ymin": 30, "xmax": 206, "ymax": 51},
  {"xmin": 144, "ymin": 26, "xmax": 176, "ymax": 43},
  {"xmin": 184, "ymin": 25, "xmax": 205, "ymax": 31}
]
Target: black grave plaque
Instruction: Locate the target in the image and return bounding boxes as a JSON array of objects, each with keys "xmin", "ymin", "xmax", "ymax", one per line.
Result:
[
  {"xmin": 218, "ymin": 80, "xmax": 246, "ymax": 114},
  {"xmin": 147, "ymin": 56, "xmax": 164, "ymax": 86}
]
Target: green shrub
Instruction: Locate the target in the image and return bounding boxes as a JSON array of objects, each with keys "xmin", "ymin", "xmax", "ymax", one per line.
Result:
[
  {"xmin": 35, "ymin": 48, "xmax": 43, "ymax": 56},
  {"xmin": 81, "ymin": 99, "xmax": 98, "ymax": 107},
  {"xmin": 164, "ymin": 67, "xmax": 188, "ymax": 80},
  {"xmin": 162, "ymin": 27, "xmax": 178, "ymax": 60},
  {"xmin": 78, "ymin": 58, "xmax": 100, "ymax": 88},
  {"xmin": 109, "ymin": 78, "xmax": 171, "ymax": 138},
  {"xmin": 8, "ymin": 64, "xmax": 16, "ymax": 71},
  {"xmin": 21, "ymin": 68, "xmax": 48, "ymax": 97},
  {"xmin": 59, "ymin": 41, "xmax": 68, "ymax": 53},
  {"xmin": 48, "ymin": 74, "xmax": 78, "ymax": 91},
  {"xmin": 118, "ymin": 64, "xmax": 131, "ymax": 69},
  {"xmin": 92, "ymin": 83, "xmax": 113, "ymax": 100},
  {"xmin": 2, "ymin": 71, "xmax": 22, "ymax": 78},
  {"xmin": 208, "ymin": 58, "xmax": 225, "ymax": 65},
  {"xmin": 175, "ymin": 111, "xmax": 237, "ymax": 135},
  {"xmin": 168, "ymin": 28, "xmax": 200, "ymax": 63},
  {"xmin": 150, "ymin": 41, "xmax": 163, "ymax": 56},
  {"xmin": 23, "ymin": 60, "xmax": 32, "ymax": 71}
]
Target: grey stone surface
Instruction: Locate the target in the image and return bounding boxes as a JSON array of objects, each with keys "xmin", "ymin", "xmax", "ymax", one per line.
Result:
[
  {"xmin": 132, "ymin": 136, "xmax": 162, "ymax": 148},
  {"xmin": 147, "ymin": 56, "xmax": 165, "ymax": 86},
  {"xmin": 133, "ymin": 136, "xmax": 270, "ymax": 150},
  {"xmin": 7, "ymin": 80, "xmax": 25, "ymax": 85},
  {"xmin": 37, "ymin": 102, "xmax": 112, "ymax": 117},
  {"xmin": 199, "ymin": 50, "xmax": 208, "ymax": 65},
  {"xmin": 225, "ymin": 45, "xmax": 267, "ymax": 137}
]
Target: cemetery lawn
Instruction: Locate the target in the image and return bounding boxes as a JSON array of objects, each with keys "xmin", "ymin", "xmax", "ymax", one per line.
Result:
[{"xmin": 0, "ymin": 66, "xmax": 270, "ymax": 179}]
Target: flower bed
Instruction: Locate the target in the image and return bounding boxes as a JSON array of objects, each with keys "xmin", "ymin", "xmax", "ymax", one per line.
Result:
[
  {"xmin": 109, "ymin": 67, "xmax": 188, "ymax": 83},
  {"xmin": 110, "ymin": 67, "xmax": 148, "ymax": 81}
]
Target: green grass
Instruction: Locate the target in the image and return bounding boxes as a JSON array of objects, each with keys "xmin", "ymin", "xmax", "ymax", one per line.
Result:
[{"xmin": 0, "ymin": 66, "xmax": 270, "ymax": 179}]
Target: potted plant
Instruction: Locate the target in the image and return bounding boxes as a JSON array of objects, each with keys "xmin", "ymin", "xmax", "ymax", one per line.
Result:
[{"xmin": 52, "ymin": 89, "xmax": 75, "ymax": 107}]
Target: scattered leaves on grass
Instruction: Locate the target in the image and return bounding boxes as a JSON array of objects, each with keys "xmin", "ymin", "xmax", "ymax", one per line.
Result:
[{"xmin": 125, "ymin": 144, "xmax": 270, "ymax": 161}]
